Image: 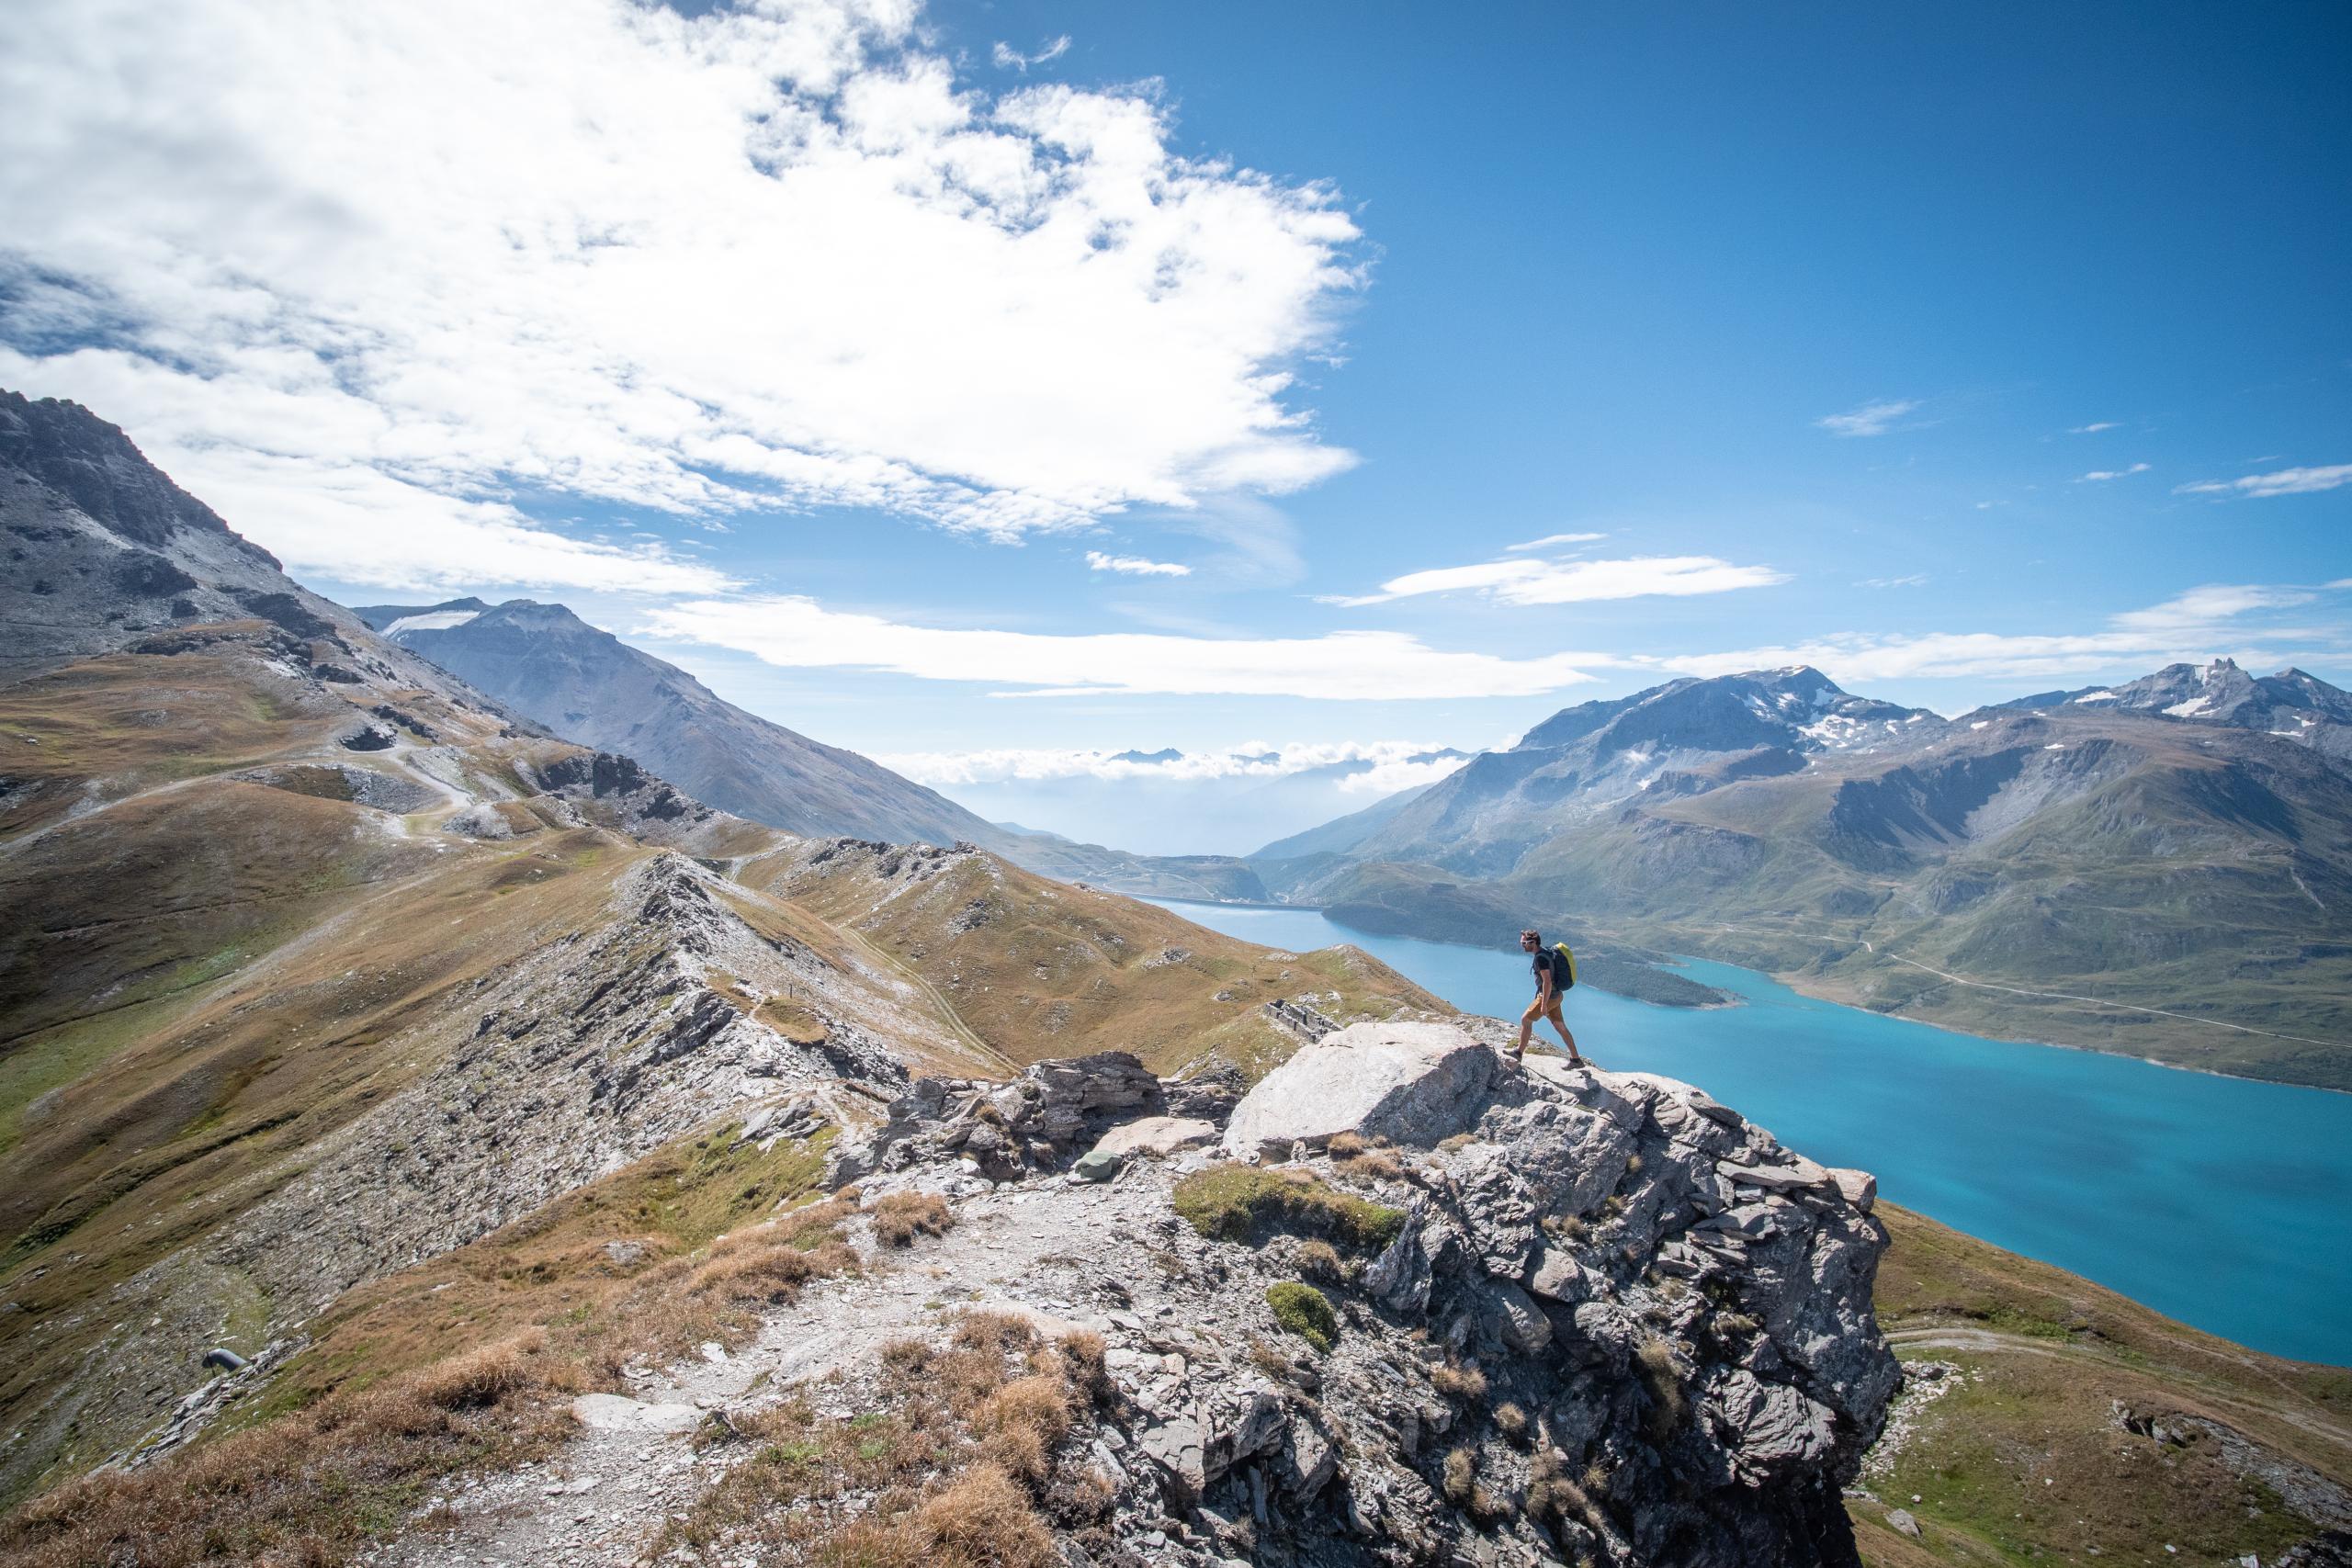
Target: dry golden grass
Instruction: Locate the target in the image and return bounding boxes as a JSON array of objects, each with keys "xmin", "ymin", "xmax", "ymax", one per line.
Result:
[
  {"xmin": 1430, "ymin": 1359, "xmax": 1487, "ymax": 1405},
  {"xmin": 868, "ymin": 1190, "xmax": 955, "ymax": 1247},
  {"xmin": 0, "ymin": 1134, "xmax": 867, "ymax": 1561},
  {"xmin": 1331, "ymin": 1148, "xmax": 1406, "ymax": 1181},
  {"xmin": 0, "ymin": 1331, "xmax": 570, "ymax": 1568},
  {"xmin": 1634, "ymin": 1335, "xmax": 1685, "ymax": 1438},
  {"xmin": 661, "ymin": 1311, "xmax": 1112, "ymax": 1566}
]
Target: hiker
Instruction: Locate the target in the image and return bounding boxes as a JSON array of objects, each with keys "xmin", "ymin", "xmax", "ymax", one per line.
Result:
[{"xmin": 1515, "ymin": 928, "xmax": 1586, "ymax": 1067}]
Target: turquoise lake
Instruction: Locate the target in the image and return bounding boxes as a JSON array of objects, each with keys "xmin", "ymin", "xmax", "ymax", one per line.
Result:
[{"xmin": 1148, "ymin": 898, "xmax": 2352, "ymax": 1366}]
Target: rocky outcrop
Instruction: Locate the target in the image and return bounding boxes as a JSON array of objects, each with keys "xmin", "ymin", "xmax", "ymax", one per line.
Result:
[
  {"xmin": 836, "ymin": 1049, "xmax": 1166, "ymax": 1183},
  {"xmin": 832, "ymin": 1028, "xmax": 1898, "ymax": 1567}
]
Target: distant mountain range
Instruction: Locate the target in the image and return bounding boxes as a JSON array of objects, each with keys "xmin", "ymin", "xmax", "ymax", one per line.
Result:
[
  {"xmin": 1250, "ymin": 660, "xmax": 2352, "ymax": 1088},
  {"xmin": 347, "ymin": 596, "xmax": 1270, "ymax": 900},
  {"xmin": 910, "ymin": 740, "xmax": 1476, "ymax": 857}
]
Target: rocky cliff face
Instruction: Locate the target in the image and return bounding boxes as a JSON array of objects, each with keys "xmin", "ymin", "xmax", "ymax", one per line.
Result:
[{"xmin": 774, "ymin": 1024, "xmax": 1899, "ymax": 1568}]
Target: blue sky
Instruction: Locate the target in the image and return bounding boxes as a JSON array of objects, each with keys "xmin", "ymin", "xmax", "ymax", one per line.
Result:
[{"xmin": 4, "ymin": 0, "xmax": 2347, "ymax": 827}]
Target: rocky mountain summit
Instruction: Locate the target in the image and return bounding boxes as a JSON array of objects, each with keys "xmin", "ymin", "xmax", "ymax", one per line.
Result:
[
  {"xmin": 356, "ymin": 1023, "xmax": 1896, "ymax": 1568},
  {"xmin": 2001, "ymin": 657, "xmax": 2352, "ymax": 764}
]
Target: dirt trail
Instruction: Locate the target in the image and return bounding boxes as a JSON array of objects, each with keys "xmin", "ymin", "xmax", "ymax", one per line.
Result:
[
  {"xmin": 1885, "ymin": 1326, "xmax": 2352, "ymax": 1454},
  {"xmin": 366, "ymin": 1171, "xmax": 1174, "ymax": 1568}
]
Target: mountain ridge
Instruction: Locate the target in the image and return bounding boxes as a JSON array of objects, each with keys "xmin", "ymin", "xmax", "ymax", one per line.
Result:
[
  {"xmin": 1252, "ymin": 661, "xmax": 2352, "ymax": 1088},
  {"xmin": 352, "ymin": 594, "xmax": 1273, "ymax": 900}
]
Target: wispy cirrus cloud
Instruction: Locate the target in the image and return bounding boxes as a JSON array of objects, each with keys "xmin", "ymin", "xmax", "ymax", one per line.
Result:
[
  {"xmin": 1815, "ymin": 399, "xmax": 1921, "ymax": 438},
  {"xmin": 2075, "ymin": 462, "xmax": 2151, "ymax": 482},
  {"xmin": 1855, "ymin": 573, "xmax": 1929, "ymax": 589},
  {"xmin": 1661, "ymin": 582, "xmax": 2343, "ymax": 685},
  {"xmin": 991, "ymin": 35, "xmax": 1070, "ymax": 71},
  {"xmin": 2069, "ymin": 421, "xmax": 2121, "ymax": 434},
  {"xmin": 644, "ymin": 596, "xmax": 1616, "ymax": 700},
  {"xmin": 1504, "ymin": 531, "xmax": 1606, "ymax": 552},
  {"xmin": 0, "ymin": 0, "xmax": 1364, "ymax": 592},
  {"xmin": 1085, "ymin": 550, "xmax": 1191, "ymax": 578},
  {"xmin": 2176, "ymin": 463, "xmax": 2352, "ymax": 499},
  {"xmin": 1321, "ymin": 554, "xmax": 1789, "ymax": 609}
]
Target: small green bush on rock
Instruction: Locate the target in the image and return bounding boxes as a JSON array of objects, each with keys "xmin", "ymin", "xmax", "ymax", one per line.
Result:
[
  {"xmin": 1266, "ymin": 1281, "xmax": 1339, "ymax": 1353},
  {"xmin": 1173, "ymin": 1166, "xmax": 1405, "ymax": 1251}
]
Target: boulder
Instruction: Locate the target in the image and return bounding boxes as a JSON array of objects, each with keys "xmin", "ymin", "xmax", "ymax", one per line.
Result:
[
  {"xmin": 1487, "ymin": 1279, "xmax": 1553, "ymax": 1352},
  {"xmin": 1091, "ymin": 1116, "xmax": 1216, "ymax": 1160},
  {"xmin": 1830, "ymin": 1167, "xmax": 1878, "ymax": 1213},
  {"xmin": 1139, "ymin": 1415, "xmax": 1207, "ymax": 1499},
  {"xmin": 1223, "ymin": 1021, "xmax": 1497, "ymax": 1157},
  {"xmin": 1072, "ymin": 1149, "xmax": 1123, "ymax": 1183},
  {"xmin": 1527, "ymin": 1246, "xmax": 1589, "ymax": 1303}
]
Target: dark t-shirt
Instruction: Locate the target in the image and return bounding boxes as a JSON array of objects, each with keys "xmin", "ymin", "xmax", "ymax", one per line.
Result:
[{"xmin": 1530, "ymin": 947, "xmax": 1568, "ymax": 991}]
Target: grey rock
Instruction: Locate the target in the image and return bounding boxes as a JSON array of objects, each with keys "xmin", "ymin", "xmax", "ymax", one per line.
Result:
[
  {"xmin": 1527, "ymin": 1246, "xmax": 1589, "ymax": 1303},
  {"xmin": 1092, "ymin": 1116, "xmax": 1216, "ymax": 1159},
  {"xmin": 1223, "ymin": 1021, "xmax": 1498, "ymax": 1157},
  {"xmin": 1709, "ymin": 1369, "xmax": 1838, "ymax": 1476},
  {"xmin": 1830, "ymin": 1167, "xmax": 1878, "ymax": 1213},
  {"xmin": 1487, "ymin": 1279, "xmax": 1553, "ymax": 1352},
  {"xmin": 1139, "ymin": 1416, "xmax": 1207, "ymax": 1499},
  {"xmin": 1886, "ymin": 1507, "xmax": 1921, "ymax": 1537},
  {"xmin": 1073, "ymin": 1149, "xmax": 1124, "ymax": 1183}
]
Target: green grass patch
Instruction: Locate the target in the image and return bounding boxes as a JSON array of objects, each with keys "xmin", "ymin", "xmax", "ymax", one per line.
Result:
[
  {"xmin": 1265, "ymin": 1281, "xmax": 1338, "ymax": 1353},
  {"xmin": 1173, "ymin": 1165, "xmax": 1404, "ymax": 1251}
]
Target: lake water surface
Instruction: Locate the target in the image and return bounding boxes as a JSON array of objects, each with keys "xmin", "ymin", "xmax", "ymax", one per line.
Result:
[{"xmin": 1149, "ymin": 898, "xmax": 2352, "ymax": 1366}]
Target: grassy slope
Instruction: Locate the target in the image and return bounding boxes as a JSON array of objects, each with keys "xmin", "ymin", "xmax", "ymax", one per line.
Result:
[
  {"xmin": 1854, "ymin": 1203, "xmax": 2352, "ymax": 1567},
  {"xmin": 740, "ymin": 840, "xmax": 1452, "ymax": 1081}
]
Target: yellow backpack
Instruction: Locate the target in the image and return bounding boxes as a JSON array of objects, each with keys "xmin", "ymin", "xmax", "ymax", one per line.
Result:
[{"xmin": 1551, "ymin": 942, "xmax": 1578, "ymax": 990}]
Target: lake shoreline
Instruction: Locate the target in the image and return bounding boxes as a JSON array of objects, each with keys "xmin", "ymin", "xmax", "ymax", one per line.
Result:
[
  {"xmin": 1158, "ymin": 896, "xmax": 2342, "ymax": 1097},
  {"xmin": 1148, "ymin": 895, "xmax": 2352, "ymax": 1364}
]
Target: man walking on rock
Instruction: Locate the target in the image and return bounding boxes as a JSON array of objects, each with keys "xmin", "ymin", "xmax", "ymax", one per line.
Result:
[{"xmin": 1515, "ymin": 928, "xmax": 1585, "ymax": 1067}]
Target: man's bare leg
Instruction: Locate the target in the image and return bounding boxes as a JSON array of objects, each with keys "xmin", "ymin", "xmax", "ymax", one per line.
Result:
[
  {"xmin": 1547, "ymin": 1006, "xmax": 1584, "ymax": 1066},
  {"xmin": 1514, "ymin": 1001, "xmax": 1541, "ymax": 1060}
]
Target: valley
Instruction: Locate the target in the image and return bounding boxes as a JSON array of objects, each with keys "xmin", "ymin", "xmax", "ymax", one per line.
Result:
[{"xmin": 2, "ymin": 389, "xmax": 2344, "ymax": 1568}]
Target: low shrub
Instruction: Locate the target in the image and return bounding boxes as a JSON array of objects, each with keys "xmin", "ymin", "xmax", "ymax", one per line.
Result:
[{"xmin": 1266, "ymin": 1281, "xmax": 1340, "ymax": 1353}]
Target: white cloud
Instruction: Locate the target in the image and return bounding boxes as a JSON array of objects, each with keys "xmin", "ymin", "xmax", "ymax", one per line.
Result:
[
  {"xmin": 1085, "ymin": 549, "xmax": 1191, "ymax": 577},
  {"xmin": 2069, "ymin": 421, "xmax": 2120, "ymax": 434},
  {"xmin": 1504, "ymin": 531, "xmax": 1606, "ymax": 552},
  {"xmin": 2107, "ymin": 583, "xmax": 2312, "ymax": 633},
  {"xmin": 643, "ymin": 595, "xmax": 1614, "ymax": 699},
  {"xmin": 2176, "ymin": 463, "xmax": 2352, "ymax": 499},
  {"xmin": 1324, "ymin": 554, "xmax": 1789, "ymax": 609},
  {"xmin": 2075, "ymin": 462, "xmax": 2151, "ymax": 482},
  {"xmin": 1664, "ymin": 583, "xmax": 2334, "ymax": 684},
  {"xmin": 1815, "ymin": 399, "xmax": 1920, "ymax": 438},
  {"xmin": 991, "ymin": 35, "xmax": 1070, "ymax": 71},
  {"xmin": 0, "ymin": 0, "xmax": 1363, "ymax": 590},
  {"xmin": 878, "ymin": 738, "xmax": 1464, "ymax": 791},
  {"xmin": 1855, "ymin": 574, "xmax": 1928, "ymax": 589}
]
